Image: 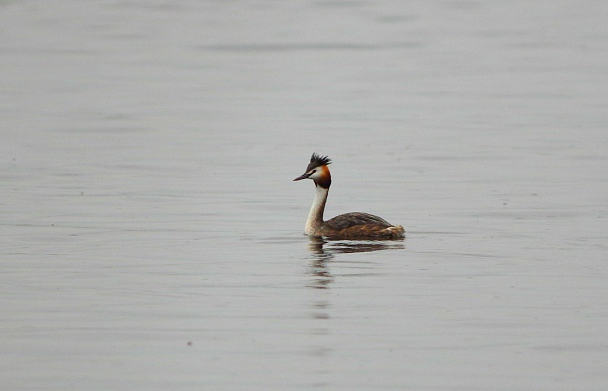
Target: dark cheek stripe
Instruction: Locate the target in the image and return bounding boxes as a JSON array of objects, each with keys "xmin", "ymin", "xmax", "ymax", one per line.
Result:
[{"xmin": 315, "ymin": 177, "xmax": 331, "ymax": 189}]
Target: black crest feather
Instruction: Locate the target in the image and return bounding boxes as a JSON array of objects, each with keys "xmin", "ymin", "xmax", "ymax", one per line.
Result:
[{"xmin": 308, "ymin": 153, "xmax": 331, "ymax": 170}]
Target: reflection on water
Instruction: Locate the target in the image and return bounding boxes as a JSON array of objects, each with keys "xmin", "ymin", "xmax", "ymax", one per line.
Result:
[
  {"xmin": 306, "ymin": 236, "xmax": 404, "ymax": 290},
  {"xmin": 308, "ymin": 256, "xmax": 334, "ymax": 290},
  {"xmin": 308, "ymin": 236, "xmax": 405, "ymax": 258}
]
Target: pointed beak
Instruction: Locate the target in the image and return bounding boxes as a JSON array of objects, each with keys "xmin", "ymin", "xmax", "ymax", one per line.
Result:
[{"xmin": 293, "ymin": 173, "xmax": 310, "ymax": 181}]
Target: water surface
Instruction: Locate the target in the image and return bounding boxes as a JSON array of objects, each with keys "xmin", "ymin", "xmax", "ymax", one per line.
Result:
[{"xmin": 1, "ymin": 1, "xmax": 607, "ymax": 390}]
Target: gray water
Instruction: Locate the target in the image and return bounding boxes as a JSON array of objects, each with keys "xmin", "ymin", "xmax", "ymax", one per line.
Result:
[{"xmin": 2, "ymin": 1, "xmax": 608, "ymax": 390}]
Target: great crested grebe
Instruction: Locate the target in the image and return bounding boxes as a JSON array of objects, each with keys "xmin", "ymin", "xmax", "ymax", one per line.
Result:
[{"xmin": 294, "ymin": 153, "xmax": 405, "ymax": 240}]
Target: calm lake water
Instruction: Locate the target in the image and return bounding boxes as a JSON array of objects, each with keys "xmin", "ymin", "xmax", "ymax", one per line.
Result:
[{"xmin": 2, "ymin": 1, "xmax": 608, "ymax": 390}]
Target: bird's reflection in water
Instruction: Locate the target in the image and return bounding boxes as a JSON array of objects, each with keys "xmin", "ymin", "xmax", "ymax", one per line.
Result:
[
  {"xmin": 306, "ymin": 236, "xmax": 404, "ymax": 290},
  {"xmin": 305, "ymin": 236, "xmax": 405, "ymax": 356}
]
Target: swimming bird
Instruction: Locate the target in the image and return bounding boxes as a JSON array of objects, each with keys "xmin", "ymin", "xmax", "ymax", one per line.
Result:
[{"xmin": 294, "ymin": 153, "xmax": 405, "ymax": 239}]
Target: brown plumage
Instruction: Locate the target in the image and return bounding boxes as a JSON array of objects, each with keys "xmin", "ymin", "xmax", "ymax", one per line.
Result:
[{"xmin": 294, "ymin": 153, "xmax": 405, "ymax": 240}]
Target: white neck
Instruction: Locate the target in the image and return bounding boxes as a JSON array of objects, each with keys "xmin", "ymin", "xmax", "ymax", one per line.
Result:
[{"xmin": 305, "ymin": 185, "xmax": 328, "ymax": 235}]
